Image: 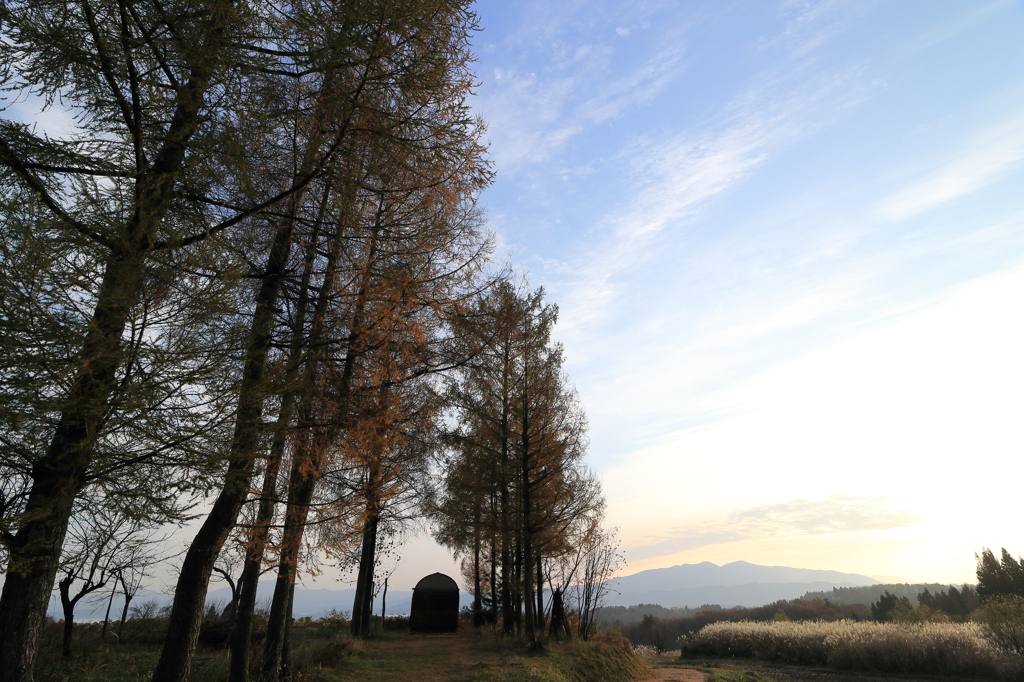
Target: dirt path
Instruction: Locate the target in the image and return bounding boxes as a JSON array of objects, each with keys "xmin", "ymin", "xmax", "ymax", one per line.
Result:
[{"xmin": 638, "ymin": 668, "xmax": 709, "ymax": 682}]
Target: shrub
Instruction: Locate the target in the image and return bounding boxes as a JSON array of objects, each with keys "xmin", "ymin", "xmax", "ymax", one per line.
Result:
[
  {"xmin": 383, "ymin": 615, "xmax": 409, "ymax": 631},
  {"xmin": 974, "ymin": 595, "xmax": 1024, "ymax": 659},
  {"xmin": 291, "ymin": 632, "xmax": 360, "ymax": 671},
  {"xmin": 318, "ymin": 608, "xmax": 349, "ymax": 632}
]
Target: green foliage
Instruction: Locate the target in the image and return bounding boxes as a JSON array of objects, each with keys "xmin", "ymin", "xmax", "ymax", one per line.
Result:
[
  {"xmin": 973, "ymin": 594, "xmax": 1024, "ymax": 659},
  {"xmin": 977, "ymin": 548, "xmax": 1024, "ymax": 600},
  {"xmin": 871, "ymin": 590, "xmax": 913, "ymax": 621},
  {"xmin": 318, "ymin": 609, "xmax": 350, "ymax": 632},
  {"xmin": 918, "ymin": 585, "xmax": 979, "ymax": 619},
  {"xmin": 803, "ymin": 583, "xmax": 952, "ymax": 607}
]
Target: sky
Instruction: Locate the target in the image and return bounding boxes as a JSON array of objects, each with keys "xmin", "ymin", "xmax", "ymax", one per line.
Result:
[
  {"xmin": 427, "ymin": 0, "xmax": 1024, "ymax": 589},
  {"xmin": 11, "ymin": 0, "xmax": 1024, "ymax": 599}
]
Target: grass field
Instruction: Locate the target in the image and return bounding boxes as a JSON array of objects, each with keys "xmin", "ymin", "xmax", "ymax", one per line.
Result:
[
  {"xmin": 32, "ymin": 620, "xmax": 650, "ymax": 682},
  {"xmin": 681, "ymin": 620, "xmax": 1018, "ymax": 678}
]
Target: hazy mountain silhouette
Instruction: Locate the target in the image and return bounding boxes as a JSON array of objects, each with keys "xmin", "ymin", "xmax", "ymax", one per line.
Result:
[{"xmin": 606, "ymin": 561, "xmax": 880, "ymax": 608}]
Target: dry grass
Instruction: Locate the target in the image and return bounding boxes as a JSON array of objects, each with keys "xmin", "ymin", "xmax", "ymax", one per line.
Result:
[{"xmin": 683, "ymin": 620, "xmax": 1016, "ymax": 677}]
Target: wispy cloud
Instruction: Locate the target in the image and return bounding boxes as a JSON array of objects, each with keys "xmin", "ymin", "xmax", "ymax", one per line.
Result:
[
  {"xmin": 479, "ymin": 41, "xmax": 686, "ymax": 169},
  {"xmin": 875, "ymin": 108, "xmax": 1024, "ymax": 221},
  {"xmin": 627, "ymin": 496, "xmax": 920, "ymax": 561},
  {"xmin": 474, "ymin": 1, "xmax": 691, "ymax": 170},
  {"xmin": 557, "ymin": 64, "xmax": 871, "ymax": 338}
]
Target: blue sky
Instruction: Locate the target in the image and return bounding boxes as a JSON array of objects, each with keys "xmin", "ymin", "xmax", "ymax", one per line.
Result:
[{"xmin": 420, "ymin": 0, "xmax": 1024, "ymax": 588}]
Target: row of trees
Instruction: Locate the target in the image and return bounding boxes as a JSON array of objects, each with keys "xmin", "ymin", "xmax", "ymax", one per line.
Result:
[
  {"xmin": 869, "ymin": 586, "xmax": 980, "ymax": 622},
  {"xmin": 0, "ymin": 2, "xmax": 616, "ymax": 680},
  {"xmin": 429, "ymin": 282, "xmax": 620, "ymax": 645}
]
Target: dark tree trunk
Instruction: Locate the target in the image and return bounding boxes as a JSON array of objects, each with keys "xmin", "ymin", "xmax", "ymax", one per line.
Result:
[
  {"xmin": 0, "ymin": 251, "xmax": 148, "ymax": 680},
  {"xmin": 513, "ymin": 537, "xmax": 523, "ymax": 630},
  {"xmin": 152, "ymin": 210, "xmax": 300, "ymax": 682},
  {"xmin": 261, "ymin": 445, "xmax": 318, "ymax": 679},
  {"xmin": 500, "ymin": 495, "xmax": 513, "ymax": 634},
  {"xmin": 118, "ymin": 590, "xmax": 134, "ymax": 641},
  {"xmin": 350, "ymin": 512, "xmax": 380, "ymax": 637},
  {"xmin": 263, "ymin": 194, "xmax": 352, "ymax": 678},
  {"xmin": 535, "ymin": 555, "xmax": 544, "ymax": 631},
  {"xmin": 281, "ymin": 592, "xmax": 294, "ymax": 680},
  {"xmin": 472, "ymin": 517, "xmax": 482, "ymax": 628},
  {"xmin": 227, "ymin": 395, "xmax": 291, "ymax": 682},
  {"xmin": 58, "ymin": 573, "xmax": 104, "ymax": 659},
  {"xmin": 60, "ymin": 578, "xmax": 75, "ymax": 660},
  {"xmin": 489, "ymin": 535, "xmax": 498, "ymax": 625},
  {"xmin": 521, "ymin": 409, "xmax": 536, "ymax": 643},
  {"xmin": 0, "ymin": 23, "xmax": 221, "ymax": 674},
  {"xmin": 548, "ymin": 590, "xmax": 570, "ymax": 640},
  {"xmin": 228, "ymin": 191, "xmax": 327, "ymax": 682},
  {"xmin": 101, "ymin": 586, "xmax": 116, "ymax": 638}
]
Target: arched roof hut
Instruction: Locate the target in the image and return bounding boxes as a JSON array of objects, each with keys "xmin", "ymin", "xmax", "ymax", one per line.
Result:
[{"xmin": 409, "ymin": 572, "xmax": 459, "ymax": 632}]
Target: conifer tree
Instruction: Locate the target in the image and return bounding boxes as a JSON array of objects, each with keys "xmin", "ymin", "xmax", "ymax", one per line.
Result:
[{"xmin": 433, "ymin": 281, "xmax": 604, "ymax": 642}]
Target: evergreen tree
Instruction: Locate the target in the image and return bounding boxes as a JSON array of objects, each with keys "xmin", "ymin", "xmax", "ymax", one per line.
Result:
[{"xmin": 977, "ymin": 548, "xmax": 1024, "ymax": 600}]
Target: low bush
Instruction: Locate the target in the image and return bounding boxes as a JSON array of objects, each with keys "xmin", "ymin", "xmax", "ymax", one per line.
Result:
[
  {"xmin": 974, "ymin": 595, "xmax": 1024, "ymax": 658},
  {"xmin": 291, "ymin": 632, "xmax": 361, "ymax": 672}
]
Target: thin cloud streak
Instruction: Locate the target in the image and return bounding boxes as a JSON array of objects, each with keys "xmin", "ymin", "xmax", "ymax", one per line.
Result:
[
  {"xmin": 626, "ymin": 495, "xmax": 920, "ymax": 562},
  {"xmin": 875, "ymin": 108, "xmax": 1024, "ymax": 221}
]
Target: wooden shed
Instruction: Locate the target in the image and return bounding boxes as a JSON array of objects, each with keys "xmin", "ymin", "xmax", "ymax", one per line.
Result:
[{"xmin": 409, "ymin": 572, "xmax": 459, "ymax": 632}]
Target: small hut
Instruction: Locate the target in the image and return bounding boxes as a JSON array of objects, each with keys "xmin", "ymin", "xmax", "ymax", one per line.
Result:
[{"xmin": 409, "ymin": 572, "xmax": 459, "ymax": 632}]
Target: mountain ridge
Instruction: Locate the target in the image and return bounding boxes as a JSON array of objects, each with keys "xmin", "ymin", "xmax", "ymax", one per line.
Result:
[{"xmin": 606, "ymin": 560, "xmax": 881, "ymax": 608}]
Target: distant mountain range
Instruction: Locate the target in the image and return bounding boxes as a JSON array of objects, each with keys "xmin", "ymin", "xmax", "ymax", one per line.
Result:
[
  {"xmin": 48, "ymin": 560, "xmax": 888, "ymax": 621},
  {"xmin": 604, "ymin": 560, "xmax": 880, "ymax": 608}
]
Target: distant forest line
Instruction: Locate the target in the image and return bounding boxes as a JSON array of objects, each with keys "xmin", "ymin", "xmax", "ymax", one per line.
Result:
[{"xmin": 602, "ymin": 582, "xmax": 975, "ymax": 625}]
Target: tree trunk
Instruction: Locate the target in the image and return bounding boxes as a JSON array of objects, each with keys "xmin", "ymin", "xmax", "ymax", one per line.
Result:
[
  {"xmin": 472, "ymin": 517, "xmax": 482, "ymax": 628},
  {"xmin": 118, "ymin": 590, "xmax": 133, "ymax": 641},
  {"xmin": 0, "ymin": 250, "xmax": 149, "ymax": 680},
  {"xmin": 489, "ymin": 535, "xmax": 498, "ymax": 625},
  {"xmin": 535, "ymin": 555, "xmax": 544, "ymax": 631},
  {"xmin": 152, "ymin": 209, "xmax": 300, "ymax": 682},
  {"xmin": 350, "ymin": 512, "xmax": 380, "ymax": 637},
  {"xmin": 261, "ymin": 445, "xmax": 319, "ymax": 679},
  {"xmin": 521, "ymin": 365, "xmax": 537, "ymax": 645},
  {"xmin": 263, "ymin": 189, "xmax": 353, "ymax": 676},
  {"xmin": 549, "ymin": 590, "xmax": 570, "ymax": 640},
  {"xmin": 500, "ymin": 494, "xmax": 513, "ymax": 634},
  {"xmin": 0, "ymin": 21, "xmax": 222, "ymax": 672},
  {"xmin": 227, "ymin": 397, "xmax": 291, "ymax": 682},
  {"xmin": 101, "ymin": 586, "xmax": 116, "ymax": 638},
  {"xmin": 228, "ymin": 189, "xmax": 328, "ymax": 682},
  {"xmin": 59, "ymin": 577, "xmax": 75, "ymax": 659}
]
